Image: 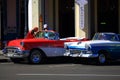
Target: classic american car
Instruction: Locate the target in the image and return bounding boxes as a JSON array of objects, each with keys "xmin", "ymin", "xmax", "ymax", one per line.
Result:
[
  {"xmin": 2, "ymin": 30, "xmax": 87, "ymax": 64},
  {"xmin": 64, "ymin": 32, "xmax": 120, "ymax": 64}
]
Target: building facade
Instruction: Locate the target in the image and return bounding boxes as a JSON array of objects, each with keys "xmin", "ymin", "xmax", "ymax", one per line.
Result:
[{"xmin": 0, "ymin": 0, "xmax": 120, "ymax": 49}]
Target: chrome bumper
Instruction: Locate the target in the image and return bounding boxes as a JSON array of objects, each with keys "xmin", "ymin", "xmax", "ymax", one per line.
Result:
[
  {"xmin": 64, "ymin": 50, "xmax": 98, "ymax": 58},
  {"xmin": 2, "ymin": 47, "xmax": 30, "ymax": 58}
]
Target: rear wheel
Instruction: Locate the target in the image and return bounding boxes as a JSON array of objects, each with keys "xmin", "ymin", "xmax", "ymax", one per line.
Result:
[{"xmin": 29, "ymin": 50, "xmax": 45, "ymax": 64}]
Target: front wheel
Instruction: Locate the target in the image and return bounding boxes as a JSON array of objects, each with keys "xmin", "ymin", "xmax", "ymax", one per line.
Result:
[
  {"xmin": 97, "ymin": 53, "xmax": 107, "ymax": 64},
  {"xmin": 28, "ymin": 50, "xmax": 45, "ymax": 64}
]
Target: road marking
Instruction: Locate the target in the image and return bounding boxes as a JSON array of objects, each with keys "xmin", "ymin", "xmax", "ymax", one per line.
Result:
[{"xmin": 17, "ymin": 73, "xmax": 120, "ymax": 77}]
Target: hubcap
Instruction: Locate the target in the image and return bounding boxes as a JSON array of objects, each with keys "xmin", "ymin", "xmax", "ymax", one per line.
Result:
[
  {"xmin": 99, "ymin": 54, "xmax": 106, "ymax": 64},
  {"xmin": 31, "ymin": 52, "xmax": 41, "ymax": 63}
]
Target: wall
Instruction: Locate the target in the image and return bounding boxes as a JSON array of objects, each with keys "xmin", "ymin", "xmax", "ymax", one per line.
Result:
[{"xmin": 7, "ymin": 0, "xmax": 16, "ymax": 34}]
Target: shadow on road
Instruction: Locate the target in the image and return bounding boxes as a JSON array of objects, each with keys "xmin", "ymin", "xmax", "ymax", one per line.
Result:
[
  {"xmin": 73, "ymin": 58, "xmax": 120, "ymax": 66},
  {"xmin": 0, "ymin": 56, "xmax": 120, "ymax": 66},
  {"xmin": 27, "ymin": 57, "xmax": 74, "ymax": 65},
  {"xmin": 0, "ymin": 57, "xmax": 74, "ymax": 64},
  {"xmin": 45, "ymin": 57, "xmax": 74, "ymax": 64},
  {"xmin": 0, "ymin": 59, "xmax": 10, "ymax": 63}
]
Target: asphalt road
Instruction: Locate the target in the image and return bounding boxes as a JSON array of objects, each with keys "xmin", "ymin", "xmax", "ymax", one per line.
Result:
[{"xmin": 0, "ymin": 57, "xmax": 120, "ymax": 80}]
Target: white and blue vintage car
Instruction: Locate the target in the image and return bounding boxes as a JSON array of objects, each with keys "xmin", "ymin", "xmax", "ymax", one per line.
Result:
[{"xmin": 64, "ymin": 33, "xmax": 120, "ymax": 64}]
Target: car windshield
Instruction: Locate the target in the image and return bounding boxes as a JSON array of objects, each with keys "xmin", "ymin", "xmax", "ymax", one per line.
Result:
[
  {"xmin": 92, "ymin": 33, "xmax": 118, "ymax": 41},
  {"xmin": 35, "ymin": 31, "xmax": 59, "ymax": 40},
  {"xmin": 117, "ymin": 34, "xmax": 120, "ymax": 41}
]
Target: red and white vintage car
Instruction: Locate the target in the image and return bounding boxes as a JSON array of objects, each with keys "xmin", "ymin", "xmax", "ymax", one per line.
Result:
[{"xmin": 2, "ymin": 30, "xmax": 88, "ymax": 64}]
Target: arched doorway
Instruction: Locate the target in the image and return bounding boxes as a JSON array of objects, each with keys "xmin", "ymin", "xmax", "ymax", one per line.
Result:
[
  {"xmin": 97, "ymin": 0, "xmax": 118, "ymax": 33},
  {"xmin": 59, "ymin": 0, "xmax": 75, "ymax": 38}
]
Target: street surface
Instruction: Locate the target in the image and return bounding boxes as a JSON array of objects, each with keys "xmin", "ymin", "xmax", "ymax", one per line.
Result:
[{"xmin": 0, "ymin": 56, "xmax": 120, "ymax": 80}]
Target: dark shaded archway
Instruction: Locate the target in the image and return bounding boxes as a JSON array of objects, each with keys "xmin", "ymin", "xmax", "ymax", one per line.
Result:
[
  {"xmin": 59, "ymin": 0, "xmax": 75, "ymax": 38},
  {"xmin": 97, "ymin": 0, "xmax": 118, "ymax": 33}
]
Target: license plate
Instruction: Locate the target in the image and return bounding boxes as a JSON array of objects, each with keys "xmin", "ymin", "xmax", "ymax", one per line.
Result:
[
  {"xmin": 7, "ymin": 53, "xmax": 13, "ymax": 57},
  {"xmin": 72, "ymin": 53, "xmax": 79, "ymax": 57}
]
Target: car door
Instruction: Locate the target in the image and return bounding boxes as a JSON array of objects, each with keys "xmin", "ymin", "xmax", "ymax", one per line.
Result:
[
  {"xmin": 53, "ymin": 40, "xmax": 66, "ymax": 56},
  {"xmin": 109, "ymin": 42, "xmax": 120, "ymax": 59}
]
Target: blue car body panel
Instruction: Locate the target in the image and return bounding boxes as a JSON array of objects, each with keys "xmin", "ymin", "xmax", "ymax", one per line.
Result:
[{"xmin": 64, "ymin": 33, "xmax": 120, "ymax": 60}]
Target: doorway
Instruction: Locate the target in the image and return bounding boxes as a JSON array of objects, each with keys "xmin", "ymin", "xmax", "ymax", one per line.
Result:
[
  {"xmin": 59, "ymin": 0, "xmax": 75, "ymax": 38},
  {"xmin": 97, "ymin": 0, "xmax": 118, "ymax": 33}
]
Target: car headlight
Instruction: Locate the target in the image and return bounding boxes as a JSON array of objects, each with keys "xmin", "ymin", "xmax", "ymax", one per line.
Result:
[
  {"xmin": 85, "ymin": 44, "xmax": 91, "ymax": 51},
  {"xmin": 85, "ymin": 44, "xmax": 93, "ymax": 54},
  {"xmin": 64, "ymin": 43, "xmax": 67, "ymax": 48},
  {"xmin": 20, "ymin": 42, "xmax": 24, "ymax": 47},
  {"xmin": 64, "ymin": 42, "xmax": 70, "ymax": 49}
]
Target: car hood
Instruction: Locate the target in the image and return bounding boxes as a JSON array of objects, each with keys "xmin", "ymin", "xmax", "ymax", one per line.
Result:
[
  {"xmin": 7, "ymin": 38, "xmax": 50, "ymax": 47},
  {"xmin": 7, "ymin": 39, "xmax": 23, "ymax": 47},
  {"xmin": 66, "ymin": 40, "xmax": 114, "ymax": 49}
]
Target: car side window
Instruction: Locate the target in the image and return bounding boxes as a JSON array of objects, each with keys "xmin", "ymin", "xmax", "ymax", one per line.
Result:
[
  {"xmin": 108, "ymin": 35, "xmax": 118, "ymax": 41},
  {"xmin": 48, "ymin": 32, "xmax": 55, "ymax": 40}
]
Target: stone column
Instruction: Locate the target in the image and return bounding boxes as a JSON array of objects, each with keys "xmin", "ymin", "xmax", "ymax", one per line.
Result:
[
  {"xmin": 75, "ymin": 0, "xmax": 88, "ymax": 38},
  {"xmin": 28, "ymin": 0, "xmax": 39, "ymax": 31}
]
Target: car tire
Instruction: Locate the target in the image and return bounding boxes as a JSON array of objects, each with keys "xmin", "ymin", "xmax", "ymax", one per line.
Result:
[
  {"xmin": 28, "ymin": 50, "xmax": 45, "ymax": 64},
  {"xmin": 97, "ymin": 53, "xmax": 107, "ymax": 64}
]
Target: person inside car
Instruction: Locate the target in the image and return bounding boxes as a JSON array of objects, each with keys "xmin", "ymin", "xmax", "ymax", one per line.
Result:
[
  {"xmin": 43, "ymin": 24, "xmax": 48, "ymax": 30},
  {"xmin": 43, "ymin": 24, "xmax": 49, "ymax": 38},
  {"xmin": 25, "ymin": 27, "xmax": 39, "ymax": 39}
]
